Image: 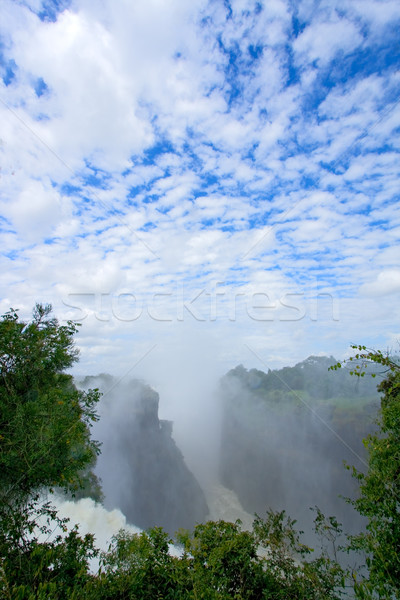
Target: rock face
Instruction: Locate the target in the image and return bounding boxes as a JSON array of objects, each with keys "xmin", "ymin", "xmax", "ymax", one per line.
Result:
[
  {"xmin": 78, "ymin": 376, "xmax": 209, "ymax": 535},
  {"xmin": 218, "ymin": 360, "xmax": 379, "ymax": 540}
]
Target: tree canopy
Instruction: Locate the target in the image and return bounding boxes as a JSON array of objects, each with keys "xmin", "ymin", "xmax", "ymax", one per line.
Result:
[{"xmin": 0, "ymin": 303, "xmax": 101, "ymax": 503}]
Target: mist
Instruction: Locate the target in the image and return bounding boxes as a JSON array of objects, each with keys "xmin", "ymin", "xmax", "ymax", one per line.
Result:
[
  {"xmin": 145, "ymin": 337, "xmax": 225, "ymax": 492},
  {"xmin": 73, "ymin": 352, "xmax": 379, "ymax": 557},
  {"xmin": 50, "ymin": 495, "xmax": 142, "ymax": 552},
  {"xmin": 217, "ymin": 358, "xmax": 380, "ymax": 550}
]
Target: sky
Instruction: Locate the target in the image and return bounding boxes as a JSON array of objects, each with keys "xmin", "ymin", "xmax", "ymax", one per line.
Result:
[{"xmin": 1, "ymin": 0, "xmax": 400, "ymax": 387}]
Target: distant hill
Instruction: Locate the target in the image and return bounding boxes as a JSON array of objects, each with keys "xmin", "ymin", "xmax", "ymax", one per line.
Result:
[{"xmin": 226, "ymin": 354, "xmax": 380, "ymax": 402}]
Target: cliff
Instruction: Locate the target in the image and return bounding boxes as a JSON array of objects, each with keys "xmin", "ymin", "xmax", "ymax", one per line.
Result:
[
  {"xmin": 218, "ymin": 357, "xmax": 379, "ymax": 539},
  {"xmin": 77, "ymin": 376, "xmax": 208, "ymax": 535}
]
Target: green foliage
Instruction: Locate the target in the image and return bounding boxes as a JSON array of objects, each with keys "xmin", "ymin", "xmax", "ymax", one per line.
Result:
[
  {"xmin": 0, "ymin": 506, "xmax": 348, "ymax": 599},
  {"xmin": 0, "ymin": 304, "xmax": 101, "ymax": 502},
  {"xmin": 177, "ymin": 519, "xmax": 264, "ymax": 599},
  {"xmin": 252, "ymin": 509, "xmax": 347, "ymax": 600},
  {"xmin": 331, "ymin": 346, "xmax": 400, "ymax": 599},
  {"xmin": 90, "ymin": 527, "xmax": 187, "ymax": 599},
  {"xmin": 227, "ymin": 356, "xmax": 379, "ymax": 406},
  {"xmin": 0, "ymin": 494, "xmax": 98, "ymax": 599},
  {"xmin": 87, "ymin": 512, "xmax": 346, "ymax": 600},
  {"xmin": 0, "ymin": 304, "xmax": 102, "ymax": 598},
  {"xmin": 329, "ymin": 345, "xmax": 399, "ymax": 379}
]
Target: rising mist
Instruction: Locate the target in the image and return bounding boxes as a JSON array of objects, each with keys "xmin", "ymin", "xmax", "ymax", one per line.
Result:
[{"xmin": 74, "ymin": 355, "xmax": 379, "ymax": 552}]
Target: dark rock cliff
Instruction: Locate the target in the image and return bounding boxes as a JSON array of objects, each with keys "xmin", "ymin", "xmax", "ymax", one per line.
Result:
[{"xmin": 77, "ymin": 376, "xmax": 208, "ymax": 535}]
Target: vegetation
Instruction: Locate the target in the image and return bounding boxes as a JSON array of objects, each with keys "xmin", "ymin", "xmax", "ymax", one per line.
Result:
[
  {"xmin": 0, "ymin": 509, "xmax": 348, "ymax": 599},
  {"xmin": 0, "ymin": 304, "xmax": 101, "ymax": 503},
  {"xmin": 227, "ymin": 356, "xmax": 379, "ymax": 404},
  {"xmin": 218, "ymin": 357, "xmax": 379, "ymax": 540},
  {"xmin": 0, "ymin": 304, "xmax": 101, "ymax": 597},
  {"xmin": 331, "ymin": 346, "xmax": 400, "ymax": 599},
  {"xmin": 0, "ymin": 306, "xmax": 398, "ymax": 598}
]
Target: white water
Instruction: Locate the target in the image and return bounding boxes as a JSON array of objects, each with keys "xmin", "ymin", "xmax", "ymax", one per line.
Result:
[
  {"xmin": 205, "ymin": 483, "xmax": 255, "ymax": 531},
  {"xmin": 51, "ymin": 495, "xmax": 142, "ymax": 550},
  {"xmin": 38, "ymin": 495, "xmax": 186, "ymax": 571},
  {"xmin": 37, "ymin": 484, "xmax": 254, "ymax": 572}
]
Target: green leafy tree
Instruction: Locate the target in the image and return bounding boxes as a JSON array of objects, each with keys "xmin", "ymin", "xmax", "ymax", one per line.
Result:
[
  {"xmin": 0, "ymin": 303, "xmax": 101, "ymax": 503},
  {"xmin": 177, "ymin": 519, "xmax": 265, "ymax": 599},
  {"xmin": 331, "ymin": 345, "xmax": 400, "ymax": 598},
  {"xmin": 91, "ymin": 527, "xmax": 187, "ymax": 599},
  {"xmin": 0, "ymin": 304, "xmax": 102, "ymax": 597},
  {"xmin": 174, "ymin": 512, "xmax": 346, "ymax": 600},
  {"xmin": 0, "ymin": 496, "xmax": 98, "ymax": 599},
  {"xmin": 252, "ymin": 509, "xmax": 347, "ymax": 600}
]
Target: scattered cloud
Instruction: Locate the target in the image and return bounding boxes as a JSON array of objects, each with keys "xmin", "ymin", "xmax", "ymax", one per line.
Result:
[
  {"xmin": 1, "ymin": 0, "xmax": 399, "ymax": 377},
  {"xmin": 360, "ymin": 269, "xmax": 400, "ymax": 297}
]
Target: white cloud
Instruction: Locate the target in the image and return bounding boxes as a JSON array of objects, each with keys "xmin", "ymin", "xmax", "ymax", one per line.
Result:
[
  {"xmin": 360, "ymin": 270, "xmax": 400, "ymax": 297},
  {"xmin": 293, "ymin": 16, "xmax": 363, "ymax": 67},
  {"xmin": 349, "ymin": 0, "xmax": 400, "ymax": 30},
  {"xmin": 1, "ymin": 179, "xmax": 65, "ymax": 242},
  {"xmin": 0, "ymin": 0, "xmax": 399, "ymax": 380}
]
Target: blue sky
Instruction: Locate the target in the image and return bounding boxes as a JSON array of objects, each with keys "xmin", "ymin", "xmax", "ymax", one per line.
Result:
[{"xmin": 1, "ymin": 0, "xmax": 400, "ymax": 387}]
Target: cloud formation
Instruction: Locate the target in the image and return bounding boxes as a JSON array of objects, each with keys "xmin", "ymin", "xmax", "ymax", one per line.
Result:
[{"xmin": 1, "ymin": 0, "xmax": 399, "ymax": 379}]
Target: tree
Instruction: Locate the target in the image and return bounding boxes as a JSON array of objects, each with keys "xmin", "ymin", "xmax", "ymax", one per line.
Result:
[
  {"xmin": 89, "ymin": 513, "xmax": 346, "ymax": 600},
  {"xmin": 91, "ymin": 527, "xmax": 186, "ymax": 599},
  {"xmin": 331, "ymin": 346, "xmax": 400, "ymax": 598},
  {"xmin": 0, "ymin": 303, "xmax": 102, "ymax": 597},
  {"xmin": 177, "ymin": 519, "xmax": 265, "ymax": 599},
  {"xmin": 0, "ymin": 303, "xmax": 101, "ymax": 503},
  {"xmin": 0, "ymin": 496, "xmax": 98, "ymax": 599}
]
